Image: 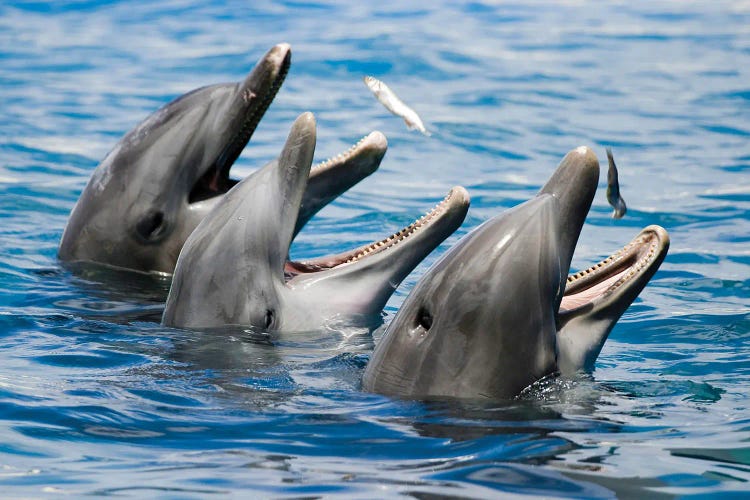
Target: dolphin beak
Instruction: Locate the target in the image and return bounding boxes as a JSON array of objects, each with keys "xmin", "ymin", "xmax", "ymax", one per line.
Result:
[
  {"xmin": 295, "ymin": 131, "xmax": 387, "ymax": 236},
  {"xmin": 213, "ymin": 43, "xmax": 293, "ymax": 177},
  {"xmin": 270, "ymin": 112, "xmax": 317, "ymax": 270},
  {"xmin": 188, "ymin": 43, "xmax": 292, "ymax": 206},
  {"xmin": 536, "ymin": 146, "xmax": 600, "ymax": 308},
  {"xmin": 240, "ymin": 43, "xmax": 292, "ymax": 102}
]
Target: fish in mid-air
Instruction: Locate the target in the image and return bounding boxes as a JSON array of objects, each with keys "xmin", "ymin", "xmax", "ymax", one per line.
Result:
[
  {"xmin": 363, "ymin": 76, "xmax": 431, "ymax": 136},
  {"xmin": 606, "ymin": 147, "xmax": 627, "ymax": 219}
]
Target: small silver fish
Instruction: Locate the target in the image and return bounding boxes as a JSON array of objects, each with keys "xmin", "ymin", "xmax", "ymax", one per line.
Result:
[
  {"xmin": 363, "ymin": 76, "xmax": 431, "ymax": 136},
  {"xmin": 606, "ymin": 147, "xmax": 627, "ymax": 219}
]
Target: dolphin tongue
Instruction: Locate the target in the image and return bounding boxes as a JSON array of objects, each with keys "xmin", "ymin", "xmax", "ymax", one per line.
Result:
[{"xmin": 536, "ymin": 146, "xmax": 600, "ymax": 308}]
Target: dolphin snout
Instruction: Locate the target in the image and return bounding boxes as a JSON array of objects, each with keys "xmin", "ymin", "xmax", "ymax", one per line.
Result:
[
  {"xmin": 536, "ymin": 146, "xmax": 599, "ymax": 276},
  {"xmin": 267, "ymin": 43, "xmax": 292, "ymax": 66}
]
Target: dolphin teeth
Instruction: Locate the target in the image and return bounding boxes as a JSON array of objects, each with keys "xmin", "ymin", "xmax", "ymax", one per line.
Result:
[
  {"xmin": 339, "ymin": 188, "xmax": 457, "ymax": 265},
  {"xmin": 606, "ymin": 236, "xmax": 659, "ymax": 294},
  {"xmin": 313, "ymin": 132, "xmax": 379, "ymax": 171},
  {"xmin": 564, "ymin": 229, "xmax": 662, "ymax": 298}
]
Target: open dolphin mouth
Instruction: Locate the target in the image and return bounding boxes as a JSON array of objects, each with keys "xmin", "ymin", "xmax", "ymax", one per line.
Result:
[
  {"xmin": 559, "ymin": 225, "xmax": 669, "ymax": 317},
  {"xmin": 188, "ymin": 118, "xmax": 386, "ymax": 209},
  {"xmin": 162, "ymin": 112, "xmax": 470, "ymax": 331},
  {"xmin": 185, "ymin": 47, "xmax": 386, "ymax": 209},
  {"xmin": 284, "ymin": 186, "xmax": 469, "ymax": 280}
]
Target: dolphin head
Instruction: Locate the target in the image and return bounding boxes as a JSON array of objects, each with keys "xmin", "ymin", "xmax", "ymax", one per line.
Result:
[
  {"xmin": 162, "ymin": 112, "xmax": 470, "ymax": 332},
  {"xmin": 363, "ymin": 147, "xmax": 669, "ymax": 400},
  {"xmin": 59, "ymin": 44, "xmax": 386, "ymax": 274}
]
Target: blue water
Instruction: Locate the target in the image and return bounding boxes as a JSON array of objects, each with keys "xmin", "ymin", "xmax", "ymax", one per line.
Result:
[{"xmin": 1, "ymin": 0, "xmax": 749, "ymax": 497}]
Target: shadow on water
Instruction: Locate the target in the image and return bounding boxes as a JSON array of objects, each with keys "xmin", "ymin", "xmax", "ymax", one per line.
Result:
[
  {"xmin": 150, "ymin": 322, "xmax": 376, "ymax": 410},
  {"xmin": 160, "ymin": 326, "xmax": 300, "ymax": 409},
  {"xmin": 41, "ymin": 261, "xmax": 171, "ymax": 323},
  {"xmin": 168, "ymin": 325, "xmax": 276, "ymax": 370}
]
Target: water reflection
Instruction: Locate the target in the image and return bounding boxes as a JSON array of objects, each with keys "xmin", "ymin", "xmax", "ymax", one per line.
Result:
[
  {"xmin": 424, "ymin": 462, "xmax": 616, "ymax": 499},
  {"xmin": 51, "ymin": 261, "xmax": 170, "ymax": 323}
]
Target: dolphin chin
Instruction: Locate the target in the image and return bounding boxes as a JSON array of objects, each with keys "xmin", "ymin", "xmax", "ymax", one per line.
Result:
[
  {"xmin": 363, "ymin": 146, "xmax": 669, "ymax": 400},
  {"xmin": 162, "ymin": 112, "xmax": 470, "ymax": 332},
  {"xmin": 58, "ymin": 43, "xmax": 386, "ymax": 275}
]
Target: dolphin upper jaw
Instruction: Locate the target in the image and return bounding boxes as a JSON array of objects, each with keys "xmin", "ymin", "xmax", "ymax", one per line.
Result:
[
  {"xmin": 187, "ymin": 43, "xmax": 292, "ymax": 204},
  {"xmin": 537, "ymin": 146, "xmax": 600, "ymax": 309}
]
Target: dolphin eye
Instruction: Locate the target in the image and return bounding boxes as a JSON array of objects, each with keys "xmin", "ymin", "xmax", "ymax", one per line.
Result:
[
  {"xmin": 264, "ymin": 309, "xmax": 275, "ymax": 330},
  {"xmin": 417, "ymin": 306, "xmax": 433, "ymax": 331},
  {"xmin": 135, "ymin": 210, "xmax": 166, "ymax": 242}
]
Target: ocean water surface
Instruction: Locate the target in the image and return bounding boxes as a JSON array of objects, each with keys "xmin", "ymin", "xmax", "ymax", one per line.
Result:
[{"xmin": 1, "ymin": 1, "xmax": 749, "ymax": 497}]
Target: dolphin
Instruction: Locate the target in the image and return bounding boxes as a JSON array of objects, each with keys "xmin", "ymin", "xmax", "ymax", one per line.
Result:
[
  {"xmin": 162, "ymin": 112, "xmax": 470, "ymax": 332},
  {"xmin": 363, "ymin": 146, "xmax": 670, "ymax": 400},
  {"xmin": 59, "ymin": 43, "xmax": 387, "ymax": 274}
]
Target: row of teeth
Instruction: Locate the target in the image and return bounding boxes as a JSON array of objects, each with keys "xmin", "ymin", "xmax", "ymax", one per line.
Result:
[
  {"xmin": 566, "ymin": 234, "xmax": 646, "ymax": 283},
  {"xmin": 566, "ymin": 233, "xmax": 658, "ymax": 291},
  {"xmin": 605, "ymin": 236, "xmax": 659, "ymax": 295},
  {"xmin": 313, "ymin": 134, "xmax": 372, "ymax": 170},
  {"xmin": 343, "ymin": 191, "xmax": 454, "ymax": 264}
]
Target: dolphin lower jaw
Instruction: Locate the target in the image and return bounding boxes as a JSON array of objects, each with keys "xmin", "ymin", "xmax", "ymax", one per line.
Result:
[
  {"xmin": 558, "ymin": 225, "xmax": 669, "ymax": 319},
  {"xmin": 342, "ymin": 187, "xmax": 469, "ymax": 265},
  {"xmin": 555, "ymin": 225, "xmax": 670, "ymax": 375},
  {"xmin": 311, "ymin": 131, "xmax": 387, "ymax": 177},
  {"xmin": 294, "ymin": 131, "xmax": 388, "ymax": 235},
  {"xmin": 284, "ymin": 186, "xmax": 470, "ymax": 283}
]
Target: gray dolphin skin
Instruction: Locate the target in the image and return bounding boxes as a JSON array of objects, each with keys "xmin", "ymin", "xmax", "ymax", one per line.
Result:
[
  {"xmin": 58, "ymin": 43, "xmax": 387, "ymax": 274},
  {"xmin": 363, "ymin": 146, "xmax": 670, "ymax": 400},
  {"xmin": 162, "ymin": 112, "xmax": 470, "ymax": 332}
]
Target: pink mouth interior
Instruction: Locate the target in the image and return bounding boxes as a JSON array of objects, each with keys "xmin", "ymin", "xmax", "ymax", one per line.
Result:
[{"xmin": 559, "ymin": 267, "xmax": 630, "ymax": 313}]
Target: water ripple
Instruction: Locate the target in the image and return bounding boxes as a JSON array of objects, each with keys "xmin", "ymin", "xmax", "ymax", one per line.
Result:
[{"xmin": 0, "ymin": 0, "xmax": 749, "ymax": 496}]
